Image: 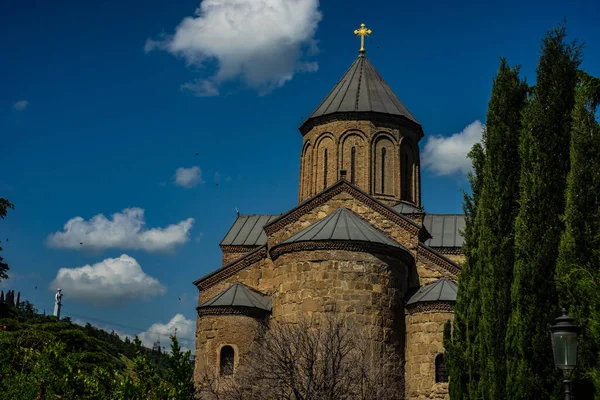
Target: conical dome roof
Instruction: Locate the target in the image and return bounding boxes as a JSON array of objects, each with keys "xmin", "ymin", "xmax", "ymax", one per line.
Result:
[
  {"xmin": 199, "ymin": 282, "xmax": 271, "ymax": 312},
  {"xmin": 280, "ymin": 207, "xmax": 402, "ymax": 249},
  {"xmin": 406, "ymin": 278, "xmax": 458, "ymax": 306},
  {"xmin": 301, "ymin": 55, "xmax": 420, "ymax": 130}
]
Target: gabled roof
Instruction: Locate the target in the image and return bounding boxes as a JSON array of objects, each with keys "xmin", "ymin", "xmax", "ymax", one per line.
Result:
[
  {"xmin": 406, "ymin": 278, "xmax": 458, "ymax": 306},
  {"xmin": 198, "ymin": 282, "xmax": 272, "ymax": 312},
  {"xmin": 302, "ymin": 55, "xmax": 420, "ymax": 128},
  {"xmin": 392, "ymin": 202, "xmax": 423, "ymax": 214},
  {"xmin": 220, "ymin": 214, "xmax": 280, "ymax": 246},
  {"xmin": 422, "ymin": 214, "xmax": 465, "ymax": 248},
  {"xmin": 280, "ymin": 207, "xmax": 402, "ymax": 249}
]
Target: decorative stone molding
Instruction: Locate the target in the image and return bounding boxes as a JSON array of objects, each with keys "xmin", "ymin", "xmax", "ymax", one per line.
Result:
[
  {"xmin": 220, "ymin": 245, "xmax": 260, "ymax": 254},
  {"xmin": 270, "ymin": 239, "xmax": 414, "ymax": 265},
  {"xmin": 299, "ymin": 111, "xmax": 423, "ymax": 137},
  {"xmin": 197, "ymin": 306, "xmax": 271, "ymax": 319},
  {"xmin": 194, "ymin": 246, "xmax": 267, "ymax": 290},
  {"xmin": 405, "ymin": 301, "xmax": 454, "ymax": 314},
  {"xmin": 432, "ymin": 246, "xmax": 463, "ymax": 256},
  {"xmin": 417, "ymin": 243, "xmax": 461, "ymax": 276}
]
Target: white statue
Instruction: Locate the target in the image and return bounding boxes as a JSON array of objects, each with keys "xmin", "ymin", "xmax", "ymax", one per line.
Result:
[{"xmin": 53, "ymin": 288, "xmax": 63, "ymax": 319}]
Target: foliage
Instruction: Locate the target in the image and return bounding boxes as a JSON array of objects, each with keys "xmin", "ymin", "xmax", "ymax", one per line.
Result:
[
  {"xmin": 556, "ymin": 71, "xmax": 600, "ymax": 398},
  {"xmin": 444, "ymin": 141, "xmax": 485, "ymax": 400},
  {"xmin": 0, "ymin": 197, "xmax": 14, "ymax": 282},
  {"xmin": 198, "ymin": 316, "xmax": 405, "ymax": 400},
  {"xmin": 0, "ymin": 295, "xmax": 196, "ymax": 400},
  {"xmin": 476, "ymin": 59, "xmax": 528, "ymax": 400},
  {"xmin": 505, "ymin": 23, "xmax": 582, "ymax": 400}
]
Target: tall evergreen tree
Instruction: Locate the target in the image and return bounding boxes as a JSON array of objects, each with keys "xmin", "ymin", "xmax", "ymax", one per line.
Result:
[
  {"xmin": 445, "ymin": 141, "xmax": 486, "ymax": 400},
  {"xmin": 16, "ymin": 292, "xmax": 20, "ymax": 308},
  {"xmin": 0, "ymin": 198, "xmax": 14, "ymax": 282},
  {"xmin": 0, "ymin": 290, "xmax": 4, "ymax": 303},
  {"xmin": 478, "ymin": 59, "xmax": 528, "ymax": 400},
  {"xmin": 556, "ymin": 71, "xmax": 600, "ymax": 397},
  {"xmin": 505, "ymin": 25, "xmax": 582, "ymax": 400}
]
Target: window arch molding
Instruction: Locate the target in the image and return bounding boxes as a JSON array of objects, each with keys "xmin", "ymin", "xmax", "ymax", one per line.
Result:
[{"xmin": 372, "ymin": 134, "xmax": 397, "ymax": 196}]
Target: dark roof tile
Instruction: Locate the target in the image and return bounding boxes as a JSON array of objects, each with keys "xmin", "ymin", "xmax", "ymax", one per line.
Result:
[{"xmin": 305, "ymin": 55, "xmax": 419, "ymax": 124}]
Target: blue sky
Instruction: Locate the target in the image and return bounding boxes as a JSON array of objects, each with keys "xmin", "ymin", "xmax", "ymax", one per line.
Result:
[{"xmin": 1, "ymin": 0, "xmax": 599, "ymax": 348}]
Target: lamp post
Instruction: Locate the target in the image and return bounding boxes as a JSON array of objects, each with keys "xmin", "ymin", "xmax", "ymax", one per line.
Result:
[{"xmin": 550, "ymin": 308, "xmax": 581, "ymax": 400}]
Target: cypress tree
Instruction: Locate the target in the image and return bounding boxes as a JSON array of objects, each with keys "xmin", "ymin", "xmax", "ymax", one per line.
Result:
[
  {"xmin": 505, "ymin": 25, "xmax": 582, "ymax": 400},
  {"xmin": 444, "ymin": 141, "xmax": 485, "ymax": 400},
  {"xmin": 556, "ymin": 71, "xmax": 600, "ymax": 397},
  {"xmin": 0, "ymin": 290, "xmax": 4, "ymax": 303},
  {"xmin": 478, "ymin": 59, "xmax": 528, "ymax": 400},
  {"xmin": 15, "ymin": 291, "xmax": 20, "ymax": 308}
]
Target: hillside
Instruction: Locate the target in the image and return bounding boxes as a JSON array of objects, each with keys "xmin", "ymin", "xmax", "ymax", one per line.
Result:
[{"xmin": 0, "ymin": 291, "xmax": 195, "ymax": 400}]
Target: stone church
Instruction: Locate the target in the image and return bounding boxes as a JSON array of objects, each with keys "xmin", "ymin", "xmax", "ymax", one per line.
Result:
[{"xmin": 193, "ymin": 26, "xmax": 466, "ymax": 399}]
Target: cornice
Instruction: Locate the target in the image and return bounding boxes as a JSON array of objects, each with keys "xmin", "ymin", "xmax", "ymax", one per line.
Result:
[
  {"xmin": 270, "ymin": 239, "xmax": 414, "ymax": 264},
  {"xmin": 405, "ymin": 301, "xmax": 454, "ymax": 315},
  {"xmin": 194, "ymin": 246, "xmax": 267, "ymax": 290},
  {"xmin": 417, "ymin": 243, "xmax": 461, "ymax": 276}
]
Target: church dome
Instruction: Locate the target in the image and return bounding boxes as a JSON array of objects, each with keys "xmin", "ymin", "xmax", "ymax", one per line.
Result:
[{"xmin": 299, "ymin": 54, "xmax": 422, "ymax": 136}]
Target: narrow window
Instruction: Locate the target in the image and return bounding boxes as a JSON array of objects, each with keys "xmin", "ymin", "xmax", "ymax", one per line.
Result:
[
  {"xmin": 323, "ymin": 149, "xmax": 328, "ymax": 189},
  {"xmin": 220, "ymin": 346, "xmax": 235, "ymax": 376},
  {"xmin": 435, "ymin": 354, "xmax": 448, "ymax": 383},
  {"xmin": 381, "ymin": 148, "xmax": 386, "ymax": 193},
  {"xmin": 402, "ymin": 154, "xmax": 408, "ymax": 199},
  {"xmin": 351, "ymin": 147, "xmax": 356, "ymax": 184}
]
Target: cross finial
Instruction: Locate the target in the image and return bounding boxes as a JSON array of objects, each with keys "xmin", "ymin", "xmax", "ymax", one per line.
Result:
[{"xmin": 354, "ymin": 23, "xmax": 372, "ymax": 55}]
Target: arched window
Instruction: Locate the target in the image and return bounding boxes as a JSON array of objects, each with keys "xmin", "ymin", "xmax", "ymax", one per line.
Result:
[
  {"xmin": 435, "ymin": 354, "xmax": 448, "ymax": 383},
  {"xmin": 351, "ymin": 147, "xmax": 356, "ymax": 184},
  {"xmin": 381, "ymin": 148, "xmax": 387, "ymax": 193},
  {"xmin": 323, "ymin": 149, "xmax": 328, "ymax": 189},
  {"xmin": 220, "ymin": 346, "xmax": 235, "ymax": 376}
]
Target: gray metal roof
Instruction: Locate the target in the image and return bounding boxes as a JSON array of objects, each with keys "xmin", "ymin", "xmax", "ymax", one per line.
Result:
[
  {"xmin": 199, "ymin": 282, "xmax": 272, "ymax": 312},
  {"xmin": 392, "ymin": 202, "xmax": 423, "ymax": 214},
  {"xmin": 406, "ymin": 278, "xmax": 458, "ymax": 305},
  {"xmin": 280, "ymin": 207, "xmax": 401, "ymax": 248},
  {"xmin": 220, "ymin": 211, "xmax": 465, "ymax": 249},
  {"xmin": 220, "ymin": 214, "xmax": 280, "ymax": 246},
  {"xmin": 423, "ymin": 214, "xmax": 465, "ymax": 248},
  {"xmin": 306, "ymin": 55, "xmax": 419, "ymax": 124}
]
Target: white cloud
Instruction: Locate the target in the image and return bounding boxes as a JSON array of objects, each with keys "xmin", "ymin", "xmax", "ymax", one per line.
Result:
[
  {"xmin": 421, "ymin": 120, "xmax": 485, "ymax": 176},
  {"xmin": 138, "ymin": 313, "xmax": 195, "ymax": 351},
  {"xmin": 175, "ymin": 166, "xmax": 205, "ymax": 188},
  {"xmin": 13, "ymin": 100, "xmax": 28, "ymax": 111},
  {"xmin": 145, "ymin": 0, "xmax": 322, "ymax": 95},
  {"xmin": 50, "ymin": 254, "xmax": 167, "ymax": 307},
  {"xmin": 46, "ymin": 208, "xmax": 194, "ymax": 252}
]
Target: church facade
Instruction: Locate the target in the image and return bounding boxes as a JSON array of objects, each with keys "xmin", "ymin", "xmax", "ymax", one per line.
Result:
[{"xmin": 193, "ymin": 31, "xmax": 465, "ymax": 399}]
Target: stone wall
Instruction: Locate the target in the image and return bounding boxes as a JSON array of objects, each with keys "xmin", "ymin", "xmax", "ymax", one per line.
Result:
[
  {"xmin": 194, "ymin": 314, "xmax": 266, "ymax": 385},
  {"xmin": 271, "ymin": 249, "xmax": 408, "ymax": 345},
  {"xmin": 299, "ymin": 119, "xmax": 422, "ymax": 206},
  {"xmin": 404, "ymin": 309, "xmax": 454, "ymax": 400}
]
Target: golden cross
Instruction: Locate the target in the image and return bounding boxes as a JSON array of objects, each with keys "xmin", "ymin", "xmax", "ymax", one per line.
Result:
[{"xmin": 354, "ymin": 23, "xmax": 372, "ymax": 54}]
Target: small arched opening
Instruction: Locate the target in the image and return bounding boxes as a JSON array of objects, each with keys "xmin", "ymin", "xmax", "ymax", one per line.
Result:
[
  {"xmin": 220, "ymin": 345, "xmax": 235, "ymax": 376},
  {"xmin": 435, "ymin": 353, "xmax": 448, "ymax": 383}
]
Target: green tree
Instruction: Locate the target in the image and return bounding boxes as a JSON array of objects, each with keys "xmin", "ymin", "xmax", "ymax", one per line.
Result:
[
  {"xmin": 505, "ymin": 24, "xmax": 582, "ymax": 400},
  {"xmin": 444, "ymin": 141, "xmax": 486, "ymax": 400},
  {"xmin": 165, "ymin": 336, "xmax": 196, "ymax": 400},
  {"xmin": 0, "ymin": 198, "xmax": 14, "ymax": 282},
  {"xmin": 556, "ymin": 71, "xmax": 600, "ymax": 398},
  {"xmin": 477, "ymin": 59, "xmax": 528, "ymax": 400}
]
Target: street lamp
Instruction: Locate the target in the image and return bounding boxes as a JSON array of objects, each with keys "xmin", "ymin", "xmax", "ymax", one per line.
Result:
[{"xmin": 550, "ymin": 308, "xmax": 581, "ymax": 400}]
